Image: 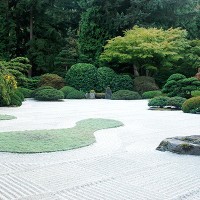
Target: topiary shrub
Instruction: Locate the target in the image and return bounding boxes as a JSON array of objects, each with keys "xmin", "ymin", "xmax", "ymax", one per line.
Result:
[
  {"xmin": 65, "ymin": 63, "xmax": 97, "ymax": 92},
  {"xmin": 191, "ymin": 90, "xmax": 200, "ymax": 97},
  {"xmin": 166, "ymin": 73, "xmax": 186, "ymax": 82},
  {"xmin": 10, "ymin": 93, "xmax": 23, "ymax": 106},
  {"xmin": 96, "ymin": 67, "xmax": 116, "ymax": 92},
  {"xmin": 182, "ymin": 97, "xmax": 200, "ymax": 113},
  {"xmin": 32, "ymin": 86, "xmax": 54, "ymax": 98},
  {"xmin": 162, "ymin": 74, "xmax": 200, "ymax": 98},
  {"xmin": 134, "ymin": 76, "xmax": 159, "ymax": 94},
  {"xmin": 67, "ymin": 90, "xmax": 85, "ymax": 99},
  {"xmin": 34, "ymin": 88, "xmax": 64, "ymax": 101},
  {"xmin": 39, "ymin": 73, "xmax": 65, "ymax": 89},
  {"xmin": 17, "ymin": 87, "xmax": 33, "ymax": 98},
  {"xmin": 112, "ymin": 90, "xmax": 141, "ymax": 100},
  {"xmin": 60, "ymin": 86, "xmax": 77, "ymax": 98},
  {"xmin": 142, "ymin": 90, "xmax": 162, "ymax": 99},
  {"xmin": 167, "ymin": 97, "xmax": 186, "ymax": 109},
  {"xmin": 148, "ymin": 96, "xmax": 170, "ymax": 108},
  {"xmin": 111, "ymin": 74, "xmax": 133, "ymax": 92}
]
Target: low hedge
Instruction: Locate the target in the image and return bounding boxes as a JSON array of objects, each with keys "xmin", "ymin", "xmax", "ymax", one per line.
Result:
[
  {"xmin": 34, "ymin": 89, "xmax": 64, "ymax": 101},
  {"xmin": 166, "ymin": 97, "xmax": 186, "ymax": 109},
  {"xmin": 148, "ymin": 96, "xmax": 170, "ymax": 108},
  {"xmin": 142, "ymin": 90, "xmax": 162, "ymax": 99},
  {"xmin": 32, "ymin": 86, "xmax": 54, "ymax": 97},
  {"xmin": 182, "ymin": 97, "xmax": 200, "ymax": 114},
  {"xmin": 17, "ymin": 87, "xmax": 33, "ymax": 98},
  {"xmin": 67, "ymin": 90, "xmax": 85, "ymax": 99},
  {"xmin": 112, "ymin": 90, "xmax": 141, "ymax": 100},
  {"xmin": 60, "ymin": 86, "xmax": 77, "ymax": 98}
]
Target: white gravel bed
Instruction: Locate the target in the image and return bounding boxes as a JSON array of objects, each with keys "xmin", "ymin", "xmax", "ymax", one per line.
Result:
[{"xmin": 0, "ymin": 99, "xmax": 199, "ymax": 200}]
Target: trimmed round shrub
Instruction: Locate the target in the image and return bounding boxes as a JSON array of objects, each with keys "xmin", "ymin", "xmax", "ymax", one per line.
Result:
[
  {"xmin": 182, "ymin": 97, "xmax": 200, "ymax": 113},
  {"xmin": 112, "ymin": 90, "xmax": 141, "ymax": 100},
  {"xmin": 191, "ymin": 90, "xmax": 200, "ymax": 97},
  {"xmin": 167, "ymin": 73, "xmax": 186, "ymax": 82},
  {"xmin": 34, "ymin": 89, "xmax": 64, "ymax": 101},
  {"xmin": 96, "ymin": 67, "xmax": 116, "ymax": 92},
  {"xmin": 32, "ymin": 86, "xmax": 54, "ymax": 97},
  {"xmin": 67, "ymin": 90, "xmax": 85, "ymax": 99},
  {"xmin": 134, "ymin": 76, "xmax": 159, "ymax": 94},
  {"xmin": 167, "ymin": 97, "xmax": 186, "ymax": 109},
  {"xmin": 60, "ymin": 86, "xmax": 77, "ymax": 98},
  {"xmin": 65, "ymin": 63, "xmax": 97, "ymax": 92},
  {"xmin": 148, "ymin": 96, "xmax": 170, "ymax": 108},
  {"xmin": 17, "ymin": 87, "xmax": 33, "ymax": 98},
  {"xmin": 39, "ymin": 73, "xmax": 65, "ymax": 89},
  {"xmin": 10, "ymin": 93, "xmax": 22, "ymax": 106},
  {"xmin": 142, "ymin": 90, "xmax": 162, "ymax": 99},
  {"xmin": 111, "ymin": 75, "xmax": 133, "ymax": 92}
]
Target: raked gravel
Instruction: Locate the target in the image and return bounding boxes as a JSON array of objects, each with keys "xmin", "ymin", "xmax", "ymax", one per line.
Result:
[{"xmin": 0, "ymin": 99, "xmax": 199, "ymax": 200}]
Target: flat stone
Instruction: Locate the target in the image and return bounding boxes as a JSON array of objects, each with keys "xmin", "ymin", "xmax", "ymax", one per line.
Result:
[{"xmin": 157, "ymin": 135, "xmax": 200, "ymax": 155}]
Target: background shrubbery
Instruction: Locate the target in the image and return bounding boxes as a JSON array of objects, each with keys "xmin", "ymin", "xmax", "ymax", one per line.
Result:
[{"xmin": 112, "ymin": 90, "xmax": 141, "ymax": 100}]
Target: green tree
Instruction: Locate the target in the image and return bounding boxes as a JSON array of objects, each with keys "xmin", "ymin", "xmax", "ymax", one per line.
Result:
[{"xmin": 100, "ymin": 26, "xmax": 190, "ymax": 77}]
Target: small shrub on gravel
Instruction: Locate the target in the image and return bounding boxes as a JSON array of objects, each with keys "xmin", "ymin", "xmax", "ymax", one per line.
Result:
[
  {"xmin": 142, "ymin": 90, "xmax": 162, "ymax": 99},
  {"xmin": 17, "ymin": 87, "xmax": 33, "ymax": 98},
  {"xmin": 167, "ymin": 97, "xmax": 186, "ymax": 109},
  {"xmin": 112, "ymin": 90, "xmax": 141, "ymax": 100},
  {"xmin": 60, "ymin": 86, "xmax": 77, "ymax": 98},
  {"xmin": 34, "ymin": 89, "xmax": 64, "ymax": 101},
  {"xmin": 67, "ymin": 90, "xmax": 85, "ymax": 99},
  {"xmin": 32, "ymin": 86, "xmax": 54, "ymax": 97},
  {"xmin": 182, "ymin": 97, "xmax": 200, "ymax": 114},
  {"xmin": 39, "ymin": 73, "xmax": 65, "ymax": 89},
  {"xmin": 148, "ymin": 96, "xmax": 170, "ymax": 108}
]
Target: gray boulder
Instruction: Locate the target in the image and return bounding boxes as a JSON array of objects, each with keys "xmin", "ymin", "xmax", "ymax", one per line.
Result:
[{"xmin": 156, "ymin": 135, "xmax": 200, "ymax": 155}]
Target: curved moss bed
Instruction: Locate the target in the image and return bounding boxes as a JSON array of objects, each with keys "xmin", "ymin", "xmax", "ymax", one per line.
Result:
[
  {"xmin": 0, "ymin": 115, "xmax": 16, "ymax": 120},
  {"xmin": 0, "ymin": 118, "xmax": 123, "ymax": 153}
]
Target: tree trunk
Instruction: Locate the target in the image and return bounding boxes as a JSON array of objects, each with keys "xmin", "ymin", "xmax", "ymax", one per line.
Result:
[
  {"xmin": 133, "ymin": 65, "xmax": 139, "ymax": 77},
  {"xmin": 28, "ymin": 6, "xmax": 33, "ymax": 77}
]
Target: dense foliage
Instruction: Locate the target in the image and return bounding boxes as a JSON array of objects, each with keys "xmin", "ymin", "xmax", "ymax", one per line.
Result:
[
  {"xmin": 134, "ymin": 76, "xmax": 159, "ymax": 94},
  {"xmin": 142, "ymin": 91, "xmax": 162, "ymax": 99},
  {"xmin": 67, "ymin": 90, "xmax": 85, "ymax": 99},
  {"xmin": 162, "ymin": 74, "xmax": 200, "ymax": 98},
  {"xmin": 167, "ymin": 97, "xmax": 186, "ymax": 109},
  {"xmin": 39, "ymin": 74, "xmax": 65, "ymax": 89},
  {"xmin": 60, "ymin": 86, "xmax": 77, "ymax": 99},
  {"xmin": 65, "ymin": 63, "xmax": 97, "ymax": 92},
  {"xmin": 148, "ymin": 96, "xmax": 170, "ymax": 108},
  {"xmin": 34, "ymin": 88, "xmax": 64, "ymax": 101},
  {"xmin": 182, "ymin": 97, "xmax": 200, "ymax": 114},
  {"xmin": 112, "ymin": 90, "xmax": 141, "ymax": 100}
]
